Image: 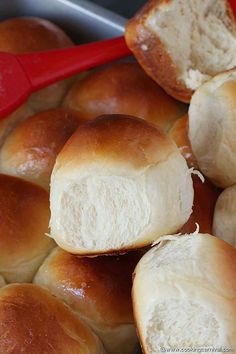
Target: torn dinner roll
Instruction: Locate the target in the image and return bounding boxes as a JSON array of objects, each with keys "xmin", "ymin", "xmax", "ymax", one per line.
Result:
[
  {"xmin": 0, "ymin": 16, "xmax": 74, "ymax": 112},
  {"xmin": 213, "ymin": 185, "xmax": 236, "ymax": 248},
  {"xmin": 132, "ymin": 233, "xmax": 236, "ymax": 354},
  {"xmin": 0, "ymin": 284, "xmax": 106, "ymax": 354},
  {"xmin": 0, "ymin": 108, "xmax": 83, "ymax": 190},
  {"xmin": 0, "ymin": 174, "xmax": 55, "ymax": 283},
  {"xmin": 125, "ymin": 0, "xmax": 236, "ymax": 102},
  {"xmin": 189, "ymin": 69, "xmax": 236, "ymax": 188},
  {"xmin": 63, "ymin": 62, "xmax": 187, "ymax": 131},
  {"xmin": 34, "ymin": 247, "xmax": 140, "ymax": 354},
  {"xmin": 49, "ymin": 114, "xmax": 194, "ymax": 255}
]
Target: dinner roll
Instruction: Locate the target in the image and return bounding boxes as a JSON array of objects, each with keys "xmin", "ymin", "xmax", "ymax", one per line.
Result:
[
  {"xmin": 168, "ymin": 114, "xmax": 197, "ymax": 168},
  {"xmin": 213, "ymin": 185, "xmax": 236, "ymax": 248},
  {"xmin": 0, "ymin": 17, "xmax": 74, "ymax": 112},
  {"xmin": 0, "ymin": 108, "xmax": 83, "ymax": 190},
  {"xmin": 63, "ymin": 62, "xmax": 187, "ymax": 131},
  {"xmin": 0, "ymin": 276, "xmax": 6, "ymax": 288},
  {"xmin": 181, "ymin": 175, "xmax": 220, "ymax": 234},
  {"xmin": 34, "ymin": 247, "xmax": 140, "ymax": 354},
  {"xmin": 0, "ymin": 174, "xmax": 55, "ymax": 283},
  {"xmin": 132, "ymin": 233, "xmax": 236, "ymax": 353},
  {"xmin": 125, "ymin": 0, "xmax": 236, "ymax": 102},
  {"xmin": 0, "ymin": 103, "xmax": 33, "ymax": 148},
  {"xmin": 49, "ymin": 114, "xmax": 194, "ymax": 255},
  {"xmin": 189, "ymin": 69, "xmax": 236, "ymax": 188},
  {"xmin": 0, "ymin": 284, "xmax": 105, "ymax": 354}
]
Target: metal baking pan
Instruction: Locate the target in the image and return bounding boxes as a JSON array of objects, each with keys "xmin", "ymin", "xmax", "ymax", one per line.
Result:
[
  {"xmin": 0, "ymin": 0, "xmax": 140, "ymax": 353},
  {"xmin": 1, "ymin": 0, "xmax": 126, "ymax": 42}
]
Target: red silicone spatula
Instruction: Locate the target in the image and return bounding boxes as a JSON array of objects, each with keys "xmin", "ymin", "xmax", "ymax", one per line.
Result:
[
  {"xmin": 0, "ymin": 36, "xmax": 131, "ymax": 120},
  {"xmin": 1, "ymin": 1, "xmax": 236, "ymax": 120},
  {"xmin": 231, "ymin": 0, "xmax": 236, "ymax": 17}
]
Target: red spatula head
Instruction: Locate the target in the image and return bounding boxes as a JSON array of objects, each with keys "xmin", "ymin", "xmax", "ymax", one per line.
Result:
[
  {"xmin": 0, "ymin": 52, "xmax": 32, "ymax": 118},
  {"xmin": 0, "ymin": 36, "xmax": 130, "ymax": 120},
  {"xmin": 231, "ymin": 0, "xmax": 236, "ymax": 18}
]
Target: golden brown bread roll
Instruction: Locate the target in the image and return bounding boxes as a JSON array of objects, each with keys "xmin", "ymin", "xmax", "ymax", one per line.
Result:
[
  {"xmin": 132, "ymin": 233, "xmax": 236, "ymax": 353},
  {"xmin": 63, "ymin": 62, "xmax": 187, "ymax": 131},
  {"xmin": 168, "ymin": 114, "xmax": 197, "ymax": 168},
  {"xmin": 0, "ymin": 276, "xmax": 6, "ymax": 288},
  {"xmin": 0, "ymin": 103, "xmax": 33, "ymax": 148},
  {"xmin": 213, "ymin": 185, "xmax": 236, "ymax": 248},
  {"xmin": 0, "ymin": 108, "xmax": 83, "ymax": 190},
  {"xmin": 0, "ymin": 17, "xmax": 74, "ymax": 112},
  {"xmin": 0, "ymin": 284, "xmax": 106, "ymax": 354},
  {"xmin": 125, "ymin": 0, "xmax": 236, "ymax": 102},
  {"xmin": 0, "ymin": 174, "xmax": 55, "ymax": 283},
  {"xmin": 34, "ymin": 247, "xmax": 140, "ymax": 354},
  {"xmin": 49, "ymin": 114, "xmax": 194, "ymax": 255},
  {"xmin": 180, "ymin": 175, "xmax": 221, "ymax": 234},
  {"xmin": 189, "ymin": 69, "xmax": 236, "ymax": 188}
]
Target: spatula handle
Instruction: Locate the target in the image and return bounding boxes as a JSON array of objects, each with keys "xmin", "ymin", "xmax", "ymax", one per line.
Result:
[
  {"xmin": 231, "ymin": 0, "xmax": 236, "ymax": 17},
  {"xmin": 16, "ymin": 36, "xmax": 131, "ymax": 92}
]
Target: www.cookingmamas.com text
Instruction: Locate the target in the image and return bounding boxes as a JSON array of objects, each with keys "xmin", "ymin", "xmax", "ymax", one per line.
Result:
[{"xmin": 160, "ymin": 347, "xmax": 234, "ymax": 353}]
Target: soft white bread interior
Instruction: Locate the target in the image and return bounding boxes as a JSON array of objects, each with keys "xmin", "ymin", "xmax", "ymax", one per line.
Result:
[
  {"xmin": 189, "ymin": 69, "xmax": 236, "ymax": 188},
  {"xmin": 0, "ymin": 108, "xmax": 83, "ymax": 191},
  {"xmin": 213, "ymin": 185, "xmax": 236, "ymax": 248},
  {"xmin": 0, "ymin": 284, "xmax": 106, "ymax": 354},
  {"xmin": 125, "ymin": 0, "xmax": 236, "ymax": 102},
  {"xmin": 49, "ymin": 114, "xmax": 194, "ymax": 255},
  {"xmin": 132, "ymin": 233, "xmax": 236, "ymax": 353},
  {"xmin": 0, "ymin": 17, "xmax": 74, "ymax": 112},
  {"xmin": 0, "ymin": 103, "xmax": 33, "ymax": 148},
  {"xmin": 63, "ymin": 62, "xmax": 187, "ymax": 131},
  {"xmin": 34, "ymin": 247, "xmax": 140, "ymax": 354},
  {"xmin": 0, "ymin": 174, "xmax": 55, "ymax": 283}
]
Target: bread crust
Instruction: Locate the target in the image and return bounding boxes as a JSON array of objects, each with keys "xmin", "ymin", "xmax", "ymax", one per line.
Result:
[
  {"xmin": 0, "ymin": 108, "xmax": 82, "ymax": 190},
  {"xmin": 34, "ymin": 248, "xmax": 141, "ymax": 354},
  {"xmin": 180, "ymin": 175, "xmax": 221, "ymax": 234},
  {"xmin": 132, "ymin": 234, "xmax": 236, "ymax": 353},
  {"xmin": 189, "ymin": 68, "xmax": 236, "ymax": 188},
  {"xmin": 168, "ymin": 114, "xmax": 197, "ymax": 168},
  {"xmin": 64, "ymin": 62, "xmax": 187, "ymax": 130},
  {"xmin": 125, "ymin": 0, "xmax": 192, "ymax": 103},
  {"xmin": 0, "ymin": 17, "xmax": 74, "ymax": 111},
  {"xmin": 0, "ymin": 174, "xmax": 55, "ymax": 282},
  {"xmin": 52, "ymin": 244, "xmax": 151, "ymax": 257},
  {"xmin": 125, "ymin": 0, "xmax": 236, "ymax": 103},
  {"xmin": 50, "ymin": 114, "xmax": 193, "ymax": 255},
  {"xmin": 0, "ymin": 103, "xmax": 33, "ymax": 148},
  {"xmin": 213, "ymin": 185, "xmax": 236, "ymax": 248},
  {"xmin": 34, "ymin": 247, "xmax": 140, "ymax": 326},
  {"xmin": 0, "ymin": 16, "xmax": 73, "ymax": 52},
  {"xmin": 0, "ymin": 284, "xmax": 105, "ymax": 354},
  {"xmin": 56, "ymin": 114, "xmax": 176, "ymax": 171}
]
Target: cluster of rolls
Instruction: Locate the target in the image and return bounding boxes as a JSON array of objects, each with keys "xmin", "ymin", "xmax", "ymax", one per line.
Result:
[{"xmin": 0, "ymin": 6, "xmax": 236, "ymax": 354}]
